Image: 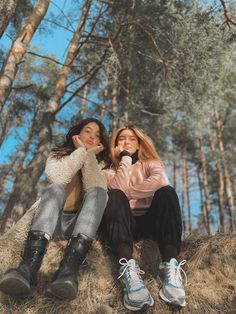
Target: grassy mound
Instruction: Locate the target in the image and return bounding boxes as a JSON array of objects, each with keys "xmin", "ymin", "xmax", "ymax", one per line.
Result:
[{"xmin": 0, "ymin": 232, "xmax": 235, "ymax": 313}]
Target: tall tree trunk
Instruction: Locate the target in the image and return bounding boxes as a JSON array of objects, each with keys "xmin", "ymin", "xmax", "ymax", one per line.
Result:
[
  {"xmin": 79, "ymin": 84, "xmax": 89, "ymax": 118},
  {"xmin": 1, "ymin": 0, "xmax": 93, "ymax": 231},
  {"xmin": 0, "ymin": 0, "xmax": 18, "ymax": 38},
  {"xmin": 0, "ymin": 0, "xmax": 51, "ymax": 110},
  {"xmin": 207, "ymin": 124, "xmax": 225, "ymax": 233},
  {"xmin": 196, "ymin": 164, "xmax": 207, "ymax": 233},
  {"xmin": 185, "ymin": 159, "xmax": 192, "ymax": 234},
  {"xmin": 213, "ymin": 110, "xmax": 234, "ymax": 232},
  {"xmin": 110, "ymin": 82, "xmax": 118, "ymax": 131},
  {"xmin": 199, "ymin": 137, "xmax": 214, "ymax": 235},
  {"xmin": 172, "ymin": 159, "xmax": 177, "ymax": 191},
  {"xmin": 181, "ymin": 158, "xmax": 186, "ymax": 238},
  {"xmin": 100, "ymin": 87, "xmax": 108, "ymax": 122},
  {"xmin": 0, "ymin": 95, "xmax": 16, "ymax": 147},
  {"xmin": 46, "ymin": 0, "xmax": 92, "ymax": 112}
]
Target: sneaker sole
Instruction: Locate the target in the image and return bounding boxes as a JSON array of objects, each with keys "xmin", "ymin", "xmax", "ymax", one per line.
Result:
[
  {"xmin": 159, "ymin": 288, "xmax": 186, "ymax": 307},
  {"xmin": 0, "ymin": 272, "xmax": 34, "ymax": 299},
  {"xmin": 123, "ymin": 295, "xmax": 154, "ymax": 312},
  {"xmin": 49, "ymin": 280, "xmax": 77, "ymax": 300}
]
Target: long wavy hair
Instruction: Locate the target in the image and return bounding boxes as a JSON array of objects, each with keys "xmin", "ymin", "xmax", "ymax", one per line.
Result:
[
  {"xmin": 51, "ymin": 118, "xmax": 111, "ymax": 167},
  {"xmin": 110, "ymin": 125, "xmax": 163, "ymax": 169}
]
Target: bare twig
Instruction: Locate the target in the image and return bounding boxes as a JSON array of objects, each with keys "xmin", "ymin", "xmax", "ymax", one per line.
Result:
[{"xmin": 220, "ymin": 0, "xmax": 236, "ymax": 27}]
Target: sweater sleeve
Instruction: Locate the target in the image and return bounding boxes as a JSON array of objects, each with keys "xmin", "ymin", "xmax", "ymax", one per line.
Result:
[
  {"xmin": 108, "ymin": 156, "xmax": 132, "ymax": 191},
  {"xmin": 127, "ymin": 160, "xmax": 169, "ymax": 199},
  {"xmin": 45, "ymin": 147, "xmax": 87, "ymax": 185},
  {"xmin": 81, "ymin": 151, "xmax": 108, "ymax": 191}
]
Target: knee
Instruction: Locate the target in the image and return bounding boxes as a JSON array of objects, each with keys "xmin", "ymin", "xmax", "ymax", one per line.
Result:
[
  {"xmin": 105, "ymin": 189, "xmax": 130, "ymax": 217},
  {"xmin": 108, "ymin": 189, "xmax": 128, "ymax": 201},
  {"xmin": 154, "ymin": 185, "xmax": 177, "ymax": 198},
  {"xmin": 84, "ymin": 187, "xmax": 108, "ymax": 206},
  {"xmin": 44, "ymin": 183, "xmax": 66, "ymax": 199}
]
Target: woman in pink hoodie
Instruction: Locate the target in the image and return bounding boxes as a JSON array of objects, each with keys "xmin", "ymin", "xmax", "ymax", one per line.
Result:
[{"xmin": 101, "ymin": 125, "xmax": 186, "ymax": 312}]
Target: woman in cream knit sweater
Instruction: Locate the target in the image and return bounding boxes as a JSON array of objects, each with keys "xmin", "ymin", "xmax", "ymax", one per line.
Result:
[{"xmin": 0, "ymin": 118, "xmax": 110, "ymax": 300}]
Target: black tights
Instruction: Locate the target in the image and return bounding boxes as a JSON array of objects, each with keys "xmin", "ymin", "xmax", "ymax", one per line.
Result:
[{"xmin": 100, "ymin": 186, "xmax": 182, "ymax": 262}]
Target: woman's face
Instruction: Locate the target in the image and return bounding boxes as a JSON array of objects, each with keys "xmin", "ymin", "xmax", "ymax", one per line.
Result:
[
  {"xmin": 117, "ymin": 129, "xmax": 139, "ymax": 155},
  {"xmin": 78, "ymin": 122, "xmax": 101, "ymax": 149}
]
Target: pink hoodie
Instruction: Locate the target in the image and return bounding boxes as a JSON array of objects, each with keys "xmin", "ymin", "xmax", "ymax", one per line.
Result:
[{"xmin": 108, "ymin": 155, "xmax": 169, "ymax": 216}]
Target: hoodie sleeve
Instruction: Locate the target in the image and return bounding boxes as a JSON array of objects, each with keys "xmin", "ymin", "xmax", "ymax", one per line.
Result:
[
  {"xmin": 107, "ymin": 156, "xmax": 132, "ymax": 191},
  {"xmin": 45, "ymin": 147, "xmax": 87, "ymax": 185},
  {"xmin": 127, "ymin": 160, "xmax": 169, "ymax": 199}
]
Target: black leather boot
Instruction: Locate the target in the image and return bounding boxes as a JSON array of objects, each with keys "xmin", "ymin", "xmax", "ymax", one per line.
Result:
[
  {"xmin": 0, "ymin": 231, "xmax": 48, "ymax": 299},
  {"xmin": 48, "ymin": 233, "xmax": 92, "ymax": 300}
]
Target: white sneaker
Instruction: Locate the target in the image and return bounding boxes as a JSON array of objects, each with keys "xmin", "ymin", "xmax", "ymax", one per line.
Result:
[
  {"xmin": 159, "ymin": 258, "xmax": 187, "ymax": 307},
  {"xmin": 118, "ymin": 258, "xmax": 154, "ymax": 311}
]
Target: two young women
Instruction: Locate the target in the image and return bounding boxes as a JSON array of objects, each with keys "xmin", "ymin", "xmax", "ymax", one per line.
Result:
[{"xmin": 0, "ymin": 120, "xmax": 186, "ymax": 311}]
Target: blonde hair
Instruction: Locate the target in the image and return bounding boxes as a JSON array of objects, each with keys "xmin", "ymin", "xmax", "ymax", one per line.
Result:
[{"xmin": 110, "ymin": 125, "xmax": 163, "ymax": 168}]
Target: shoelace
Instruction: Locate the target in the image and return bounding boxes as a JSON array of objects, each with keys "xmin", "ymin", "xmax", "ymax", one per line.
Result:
[
  {"xmin": 118, "ymin": 258, "xmax": 145, "ymax": 287},
  {"xmin": 167, "ymin": 260, "xmax": 187, "ymax": 286}
]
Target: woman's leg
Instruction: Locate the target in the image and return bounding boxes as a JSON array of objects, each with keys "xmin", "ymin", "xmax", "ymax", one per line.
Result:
[
  {"xmin": 48, "ymin": 187, "xmax": 108, "ymax": 300},
  {"xmin": 72, "ymin": 186, "xmax": 108, "ymax": 238},
  {"xmin": 146, "ymin": 185, "xmax": 182, "ymax": 261},
  {"xmin": 101, "ymin": 189, "xmax": 154, "ymax": 311},
  {"xmin": 145, "ymin": 185, "xmax": 185, "ymax": 307},
  {"xmin": 0, "ymin": 184, "xmax": 66, "ymax": 298},
  {"xmin": 101, "ymin": 189, "xmax": 134, "ymax": 259},
  {"xmin": 31, "ymin": 183, "xmax": 67, "ymax": 237}
]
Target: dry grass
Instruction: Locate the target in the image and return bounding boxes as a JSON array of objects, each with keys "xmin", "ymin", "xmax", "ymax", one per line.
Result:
[{"xmin": 0, "ymin": 233, "xmax": 236, "ymax": 314}]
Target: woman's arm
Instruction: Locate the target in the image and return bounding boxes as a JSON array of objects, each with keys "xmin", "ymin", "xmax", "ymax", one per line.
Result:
[
  {"xmin": 81, "ymin": 151, "xmax": 108, "ymax": 191},
  {"xmin": 126, "ymin": 160, "xmax": 169, "ymax": 199},
  {"xmin": 45, "ymin": 147, "xmax": 87, "ymax": 185},
  {"xmin": 108, "ymin": 155, "xmax": 132, "ymax": 191}
]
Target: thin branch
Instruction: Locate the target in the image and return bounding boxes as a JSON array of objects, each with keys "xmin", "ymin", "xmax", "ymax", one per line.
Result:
[
  {"xmin": 43, "ymin": 18, "xmax": 74, "ymax": 33},
  {"xmin": 220, "ymin": 0, "xmax": 236, "ymax": 27},
  {"xmin": 54, "ymin": 65, "xmax": 101, "ymax": 115},
  {"xmin": 12, "ymin": 84, "xmax": 33, "ymax": 90},
  {"xmin": 51, "ymin": 0, "xmax": 76, "ymax": 32},
  {"xmin": 26, "ymin": 51, "xmax": 69, "ymax": 67}
]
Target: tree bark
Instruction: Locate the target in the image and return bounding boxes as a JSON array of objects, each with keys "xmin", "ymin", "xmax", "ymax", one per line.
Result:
[
  {"xmin": 0, "ymin": 0, "xmax": 51, "ymax": 110},
  {"xmin": 199, "ymin": 137, "xmax": 214, "ymax": 236},
  {"xmin": 100, "ymin": 87, "xmax": 108, "ymax": 122},
  {"xmin": 172, "ymin": 159, "xmax": 177, "ymax": 191},
  {"xmin": 0, "ymin": 0, "xmax": 18, "ymax": 38},
  {"xmin": 79, "ymin": 84, "xmax": 89, "ymax": 118},
  {"xmin": 196, "ymin": 164, "xmax": 207, "ymax": 233},
  {"xmin": 181, "ymin": 158, "xmax": 186, "ymax": 238},
  {"xmin": 110, "ymin": 82, "xmax": 118, "ymax": 131},
  {"xmin": 0, "ymin": 95, "xmax": 16, "ymax": 147},
  {"xmin": 184, "ymin": 159, "xmax": 192, "ymax": 234}
]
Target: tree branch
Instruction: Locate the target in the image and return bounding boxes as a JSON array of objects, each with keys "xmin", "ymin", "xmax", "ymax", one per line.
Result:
[{"xmin": 220, "ymin": 0, "xmax": 236, "ymax": 27}]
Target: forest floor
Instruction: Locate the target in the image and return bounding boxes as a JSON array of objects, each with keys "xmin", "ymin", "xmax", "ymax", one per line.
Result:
[{"xmin": 0, "ymin": 231, "xmax": 235, "ymax": 314}]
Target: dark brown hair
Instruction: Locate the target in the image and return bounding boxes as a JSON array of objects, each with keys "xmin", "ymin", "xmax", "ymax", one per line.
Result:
[{"xmin": 51, "ymin": 118, "xmax": 111, "ymax": 166}]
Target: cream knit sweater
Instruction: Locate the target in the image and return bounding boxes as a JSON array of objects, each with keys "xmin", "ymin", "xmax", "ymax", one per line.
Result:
[{"xmin": 1, "ymin": 147, "xmax": 108, "ymax": 243}]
